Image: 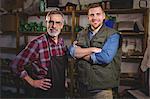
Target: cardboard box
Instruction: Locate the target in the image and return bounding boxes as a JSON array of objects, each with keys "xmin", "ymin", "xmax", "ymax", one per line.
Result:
[
  {"xmin": 1, "ymin": 15, "xmax": 17, "ymax": 31},
  {"xmin": 1, "ymin": 0, "xmax": 23, "ymax": 11},
  {"xmin": 110, "ymin": 0, "xmax": 133, "ymax": 9}
]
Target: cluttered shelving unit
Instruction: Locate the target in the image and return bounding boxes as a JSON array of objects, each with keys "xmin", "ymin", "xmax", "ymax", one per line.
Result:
[
  {"xmin": 0, "ymin": 13, "xmax": 20, "ymax": 54},
  {"xmin": 0, "ymin": 0, "xmax": 23, "ymax": 96},
  {"xmin": 0, "ymin": 0, "xmax": 149, "ymax": 97}
]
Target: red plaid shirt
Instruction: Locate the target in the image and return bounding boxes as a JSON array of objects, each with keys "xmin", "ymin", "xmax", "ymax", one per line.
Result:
[{"xmin": 11, "ymin": 33, "xmax": 67, "ymax": 78}]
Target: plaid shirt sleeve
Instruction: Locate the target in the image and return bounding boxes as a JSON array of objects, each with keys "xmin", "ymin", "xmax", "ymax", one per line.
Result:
[{"xmin": 10, "ymin": 40, "xmax": 39, "ymax": 78}]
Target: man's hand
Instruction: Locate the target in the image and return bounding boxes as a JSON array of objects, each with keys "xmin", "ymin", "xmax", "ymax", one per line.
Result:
[
  {"xmin": 73, "ymin": 41, "xmax": 78, "ymax": 47},
  {"xmin": 65, "ymin": 78, "xmax": 71, "ymax": 88},
  {"xmin": 31, "ymin": 79, "xmax": 52, "ymax": 90},
  {"xmin": 91, "ymin": 47, "xmax": 102, "ymax": 53},
  {"xmin": 83, "ymin": 55, "xmax": 90, "ymax": 61},
  {"xmin": 24, "ymin": 75, "xmax": 52, "ymax": 90}
]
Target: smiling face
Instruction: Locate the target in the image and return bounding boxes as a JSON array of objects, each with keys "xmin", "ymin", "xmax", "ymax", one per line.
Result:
[
  {"xmin": 46, "ymin": 14, "xmax": 64, "ymax": 37},
  {"xmin": 88, "ymin": 6, "xmax": 105, "ymax": 30}
]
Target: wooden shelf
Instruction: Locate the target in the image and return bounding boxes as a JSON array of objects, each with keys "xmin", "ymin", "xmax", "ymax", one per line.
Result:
[
  {"xmin": 61, "ymin": 32, "xmax": 72, "ymax": 35},
  {"xmin": 24, "ymin": 11, "xmax": 73, "ymax": 16},
  {"xmin": 0, "ymin": 47, "xmax": 17, "ymax": 53},
  {"xmin": 75, "ymin": 8, "xmax": 148, "ymax": 15},
  {"xmin": 21, "ymin": 32, "xmax": 45, "ymax": 36},
  {"xmin": 0, "ymin": 31, "xmax": 16, "ymax": 35},
  {"xmin": 21, "ymin": 31, "xmax": 72, "ymax": 36},
  {"xmin": 20, "ymin": 9, "xmax": 149, "ymax": 16},
  {"xmin": 120, "ymin": 32, "xmax": 144, "ymax": 35},
  {"xmin": 120, "ymin": 73, "xmax": 139, "ymax": 78},
  {"xmin": 62, "ymin": 11, "xmax": 73, "ymax": 15},
  {"xmin": 2, "ymin": 13, "xmax": 17, "ymax": 16},
  {"xmin": 122, "ymin": 56, "xmax": 143, "ymax": 62},
  {"xmin": 105, "ymin": 8, "xmax": 148, "ymax": 14}
]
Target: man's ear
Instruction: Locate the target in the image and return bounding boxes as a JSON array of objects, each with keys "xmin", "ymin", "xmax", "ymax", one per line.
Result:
[
  {"xmin": 88, "ymin": 15, "xmax": 90, "ymax": 20},
  {"xmin": 61, "ymin": 23, "xmax": 64, "ymax": 29},
  {"xmin": 103, "ymin": 12, "xmax": 106, "ymax": 20}
]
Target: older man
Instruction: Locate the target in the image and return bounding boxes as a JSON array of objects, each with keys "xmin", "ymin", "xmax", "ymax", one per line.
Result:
[{"xmin": 10, "ymin": 10, "xmax": 68, "ymax": 98}]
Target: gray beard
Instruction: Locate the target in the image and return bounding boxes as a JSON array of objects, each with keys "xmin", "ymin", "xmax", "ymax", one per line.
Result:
[{"xmin": 48, "ymin": 31, "xmax": 60, "ymax": 37}]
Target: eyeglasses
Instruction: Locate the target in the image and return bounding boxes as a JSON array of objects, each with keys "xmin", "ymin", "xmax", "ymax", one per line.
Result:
[{"xmin": 46, "ymin": 20, "xmax": 63, "ymax": 26}]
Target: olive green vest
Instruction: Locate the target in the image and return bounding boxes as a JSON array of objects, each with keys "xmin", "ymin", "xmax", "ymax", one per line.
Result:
[{"xmin": 76, "ymin": 25, "xmax": 122, "ymax": 90}]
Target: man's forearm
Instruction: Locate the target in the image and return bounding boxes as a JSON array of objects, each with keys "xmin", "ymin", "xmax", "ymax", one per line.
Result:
[
  {"xmin": 23, "ymin": 75, "xmax": 34, "ymax": 86},
  {"xmin": 74, "ymin": 47, "xmax": 100, "ymax": 58},
  {"xmin": 83, "ymin": 54, "xmax": 91, "ymax": 61}
]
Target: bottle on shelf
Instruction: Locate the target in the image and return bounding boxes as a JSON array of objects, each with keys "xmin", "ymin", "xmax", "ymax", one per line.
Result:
[{"xmin": 40, "ymin": 0, "xmax": 45, "ymax": 13}]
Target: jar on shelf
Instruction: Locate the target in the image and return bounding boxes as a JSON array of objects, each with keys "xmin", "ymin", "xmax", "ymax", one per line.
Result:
[{"xmin": 139, "ymin": 0, "xmax": 147, "ymax": 8}]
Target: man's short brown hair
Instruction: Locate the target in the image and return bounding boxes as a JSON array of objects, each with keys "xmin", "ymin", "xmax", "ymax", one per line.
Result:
[{"xmin": 87, "ymin": 3, "xmax": 104, "ymax": 11}]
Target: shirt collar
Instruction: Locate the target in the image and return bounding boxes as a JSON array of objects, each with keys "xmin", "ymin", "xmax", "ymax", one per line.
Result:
[
  {"xmin": 46, "ymin": 33, "xmax": 64, "ymax": 45},
  {"xmin": 89, "ymin": 24, "xmax": 103, "ymax": 35}
]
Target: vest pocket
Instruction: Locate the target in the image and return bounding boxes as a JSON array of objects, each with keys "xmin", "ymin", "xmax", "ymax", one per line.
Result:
[{"xmin": 91, "ymin": 38, "xmax": 105, "ymax": 47}]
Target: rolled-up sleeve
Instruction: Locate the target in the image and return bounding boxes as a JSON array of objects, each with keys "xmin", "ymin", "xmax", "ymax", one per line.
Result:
[
  {"xmin": 91, "ymin": 33, "xmax": 120, "ymax": 64},
  {"xmin": 68, "ymin": 45, "xmax": 76, "ymax": 58},
  {"xmin": 10, "ymin": 40, "xmax": 39, "ymax": 78}
]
